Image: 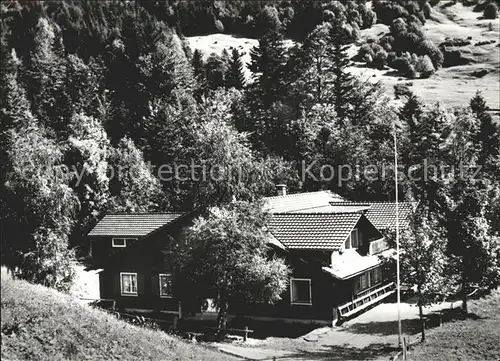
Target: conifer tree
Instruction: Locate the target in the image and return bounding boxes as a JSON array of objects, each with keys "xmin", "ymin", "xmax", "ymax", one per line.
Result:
[
  {"xmin": 249, "ymin": 29, "xmax": 287, "ymax": 106},
  {"xmin": 300, "ymin": 23, "xmax": 334, "ymax": 105},
  {"xmin": 328, "ymin": 20, "xmax": 356, "ymax": 126},
  {"xmin": 192, "ymin": 48, "xmax": 205, "ymax": 79},
  {"xmin": 405, "ymin": 104, "xmax": 449, "ymax": 217},
  {"xmin": 192, "ymin": 48, "xmax": 207, "ymax": 96},
  {"xmin": 226, "ymin": 48, "xmax": 246, "ymax": 89},
  {"xmin": 205, "ymin": 52, "xmax": 228, "ymax": 90},
  {"xmin": 470, "ymin": 91, "xmax": 500, "ymax": 181},
  {"xmin": 26, "ymin": 17, "xmax": 71, "ymax": 137}
]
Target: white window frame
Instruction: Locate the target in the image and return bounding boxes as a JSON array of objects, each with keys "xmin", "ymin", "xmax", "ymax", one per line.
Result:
[
  {"xmin": 159, "ymin": 273, "xmax": 173, "ymax": 298},
  {"xmin": 344, "ymin": 228, "xmax": 360, "ymax": 250},
  {"xmin": 351, "ymin": 229, "xmax": 359, "ymax": 248},
  {"xmin": 112, "ymin": 238, "xmax": 127, "ymax": 247},
  {"xmin": 112, "ymin": 237, "xmax": 137, "ymax": 248},
  {"xmin": 290, "ymin": 278, "xmax": 312, "ymax": 306},
  {"xmin": 120, "ymin": 272, "xmax": 138, "ymax": 296}
]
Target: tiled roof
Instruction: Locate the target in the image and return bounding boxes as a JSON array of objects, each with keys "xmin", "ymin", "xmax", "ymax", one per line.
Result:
[
  {"xmin": 330, "ymin": 202, "xmax": 416, "ymax": 230},
  {"xmin": 88, "ymin": 213, "xmax": 186, "ymax": 237},
  {"xmin": 264, "ymin": 190, "xmax": 346, "ymax": 213},
  {"xmin": 268, "ymin": 213, "xmax": 361, "ymax": 251},
  {"xmin": 289, "ymin": 203, "xmax": 371, "ymax": 213}
]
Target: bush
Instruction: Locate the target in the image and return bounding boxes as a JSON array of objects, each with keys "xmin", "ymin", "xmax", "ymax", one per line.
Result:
[
  {"xmin": 475, "ymin": 39, "xmax": 496, "ymax": 46},
  {"xmin": 379, "ymin": 35, "xmax": 395, "ymax": 51},
  {"xmin": 387, "ymin": 51, "xmax": 398, "ymax": 66},
  {"xmin": 439, "ymin": 37, "xmax": 472, "ymax": 47},
  {"xmin": 409, "ymin": 13, "xmax": 424, "ymax": 26},
  {"xmin": 405, "ymin": 32, "xmax": 424, "ymax": 49},
  {"xmin": 343, "ymin": 22, "xmax": 361, "ymax": 43},
  {"xmin": 215, "ymin": 19, "xmax": 224, "ymax": 33},
  {"xmin": 358, "ymin": 43, "xmax": 374, "ymax": 61},
  {"xmin": 419, "ymin": 39, "xmax": 444, "ymax": 68},
  {"xmin": 415, "ymin": 55, "xmax": 435, "ymax": 78},
  {"xmin": 390, "ymin": 17, "xmax": 408, "ymax": 36},
  {"xmin": 358, "ymin": 43, "xmax": 388, "ymax": 69},
  {"xmin": 441, "ymin": 47, "xmax": 472, "ymax": 67},
  {"xmin": 374, "ymin": 1, "xmax": 410, "ymax": 25},
  {"xmin": 423, "ymin": 2, "xmax": 432, "ymax": 18},
  {"xmin": 483, "ymin": 3, "xmax": 498, "ymax": 19},
  {"xmin": 347, "ymin": 8, "xmax": 362, "ymax": 27},
  {"xmin": 407, "ymin": 21, "xmax": 425, "ymax": 39},
  {"xmin": 372, "ymin": 49, "xmax": 388, "ymax": 69},
  {"xmin": 394, "ymin": 83, "xmax": 413, "ymax": 99},
  {"xmin": 360, "ymin": 6, "xmax": 377, "ymax": 29},
  {"xmin": 392, "ymin": 53, "xmax": 416, "ymax": 78}
]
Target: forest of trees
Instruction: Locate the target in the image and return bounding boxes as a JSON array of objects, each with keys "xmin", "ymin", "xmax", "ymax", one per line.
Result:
[{"xmin": 0, "ymin": 0, "xmax": 499, "ymax": 308}]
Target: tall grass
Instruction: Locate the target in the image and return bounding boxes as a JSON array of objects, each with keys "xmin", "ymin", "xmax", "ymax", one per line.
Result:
[{"xmin": 1, "ymin": 276, "xmax": 232, "ymax": 361}]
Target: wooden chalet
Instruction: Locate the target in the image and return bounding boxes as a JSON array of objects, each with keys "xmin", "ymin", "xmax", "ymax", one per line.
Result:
[
  {"xmin": 86, "ymin": 187, "xmax": 415, "ymax": 325},
  {"xmin": 87, "ymin": 212, "xmax": 190, "ymax": 315}
]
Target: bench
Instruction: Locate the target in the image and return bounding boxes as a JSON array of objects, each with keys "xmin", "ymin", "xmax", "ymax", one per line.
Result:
[{"xmin": 205, "ymin": 326, "xmax": 254, "ymax": 341}]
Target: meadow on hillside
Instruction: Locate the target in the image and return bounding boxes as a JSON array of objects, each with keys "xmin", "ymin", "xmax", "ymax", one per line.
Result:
[
  {"xmin": 187, "ymin": 2, "xmax": 499, "ymax": 110},
  {"xmin": 0, "ymin": 275, "xmax": 234, "ymax": 361}
]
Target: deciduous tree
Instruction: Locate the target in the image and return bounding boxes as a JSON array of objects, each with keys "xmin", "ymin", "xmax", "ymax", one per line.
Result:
[
  {"xmin": 401, "ymin": 207, "xmax": 451, "ymax": 341},
  {"xmin": 170, "ymin": 201, "xmax": 290, "ymax": 334}
]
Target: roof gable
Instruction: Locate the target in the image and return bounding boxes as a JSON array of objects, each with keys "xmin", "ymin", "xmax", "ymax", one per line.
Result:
[
  {"xmin": 330, "ymin": 202, "xmax": 416, "ymax": 230},
  {"xmin": 268, "ymin": 212, "xmax": 362, "ymax": 251},
  {"xmin": 88, "ymin": 213, "xmax": 186, "ymax": 238},
  {"xmin": 264, "ymin": 190, "xmax": 346, "ymax": 213}
]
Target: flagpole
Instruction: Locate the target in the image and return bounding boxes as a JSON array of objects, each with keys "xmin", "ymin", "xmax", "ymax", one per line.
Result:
[{"xmin": 394, "ymin": 122, "xmax": 402, "ymax": 348}]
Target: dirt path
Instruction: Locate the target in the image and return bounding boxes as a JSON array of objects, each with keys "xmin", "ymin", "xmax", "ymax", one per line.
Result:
[{"xmin": 215, "ymin": 300, "xmax": 459, "ymax": 360}]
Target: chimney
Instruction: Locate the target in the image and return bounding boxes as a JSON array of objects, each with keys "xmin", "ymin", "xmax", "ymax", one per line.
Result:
[{"xmin": 276, "ymin": 184, "xmax": 287, "ymax": 196}]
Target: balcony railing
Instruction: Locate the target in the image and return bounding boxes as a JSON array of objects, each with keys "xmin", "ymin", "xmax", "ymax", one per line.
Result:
[
  {"xmin": 369, "ymin": 238, "xmax": 390, "ymax": 255},
  {"xmin": 338, "ymin": 282, "xmax": 396, "ymax": 319}
]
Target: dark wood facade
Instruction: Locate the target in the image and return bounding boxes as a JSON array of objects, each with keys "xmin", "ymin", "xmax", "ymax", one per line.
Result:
[
  {"xmin": 230, "ymin": 249, "xmax": 389, "ymax": 322},
  {"xmin": 93, "ymin": 219, "xmax": 189, "ymax": 314}
]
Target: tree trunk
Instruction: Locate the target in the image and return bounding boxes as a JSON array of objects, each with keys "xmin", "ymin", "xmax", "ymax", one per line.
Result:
[
  {"xmin": 462, "ymin": 286, "xmax": 468, "ymax": 314},
  {"xmin": 462, "ymin": 273, "xmax": 468, "ymax": 314},
  {"xmin": 216, "ymin": 296, "xmax": 229, "ymax": 338},
  {"xmin": 417, "ymin": 286, "xmax": 425, "ymax": 342}
]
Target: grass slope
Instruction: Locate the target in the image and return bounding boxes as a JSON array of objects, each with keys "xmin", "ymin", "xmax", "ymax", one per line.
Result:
[
  {"xmin": 0, "ymin": 276, "xmax": 233, "ymax": 361},
  {"xmin": 408, "ymin": 289, "xmax": 500, "ymax": 361}
]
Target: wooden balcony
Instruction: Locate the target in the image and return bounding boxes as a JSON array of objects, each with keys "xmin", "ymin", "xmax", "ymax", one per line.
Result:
[
  {"xmin": 338, "ymin": 282, "xmax": 396, "ymax": 319},
  {"xmin": 369, "ymin": 238, "xmax": 390, "ymax": 255}
]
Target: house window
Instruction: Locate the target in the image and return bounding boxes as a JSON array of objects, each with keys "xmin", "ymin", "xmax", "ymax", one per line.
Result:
[
  {"xmin": 345, "ymin": 229, "xmax": 360, "ymax": 249},
  {"xmin": 290, "ymin": 278, "xmax": 312, "ymax": 305},
  {"xmin": 159, "ymin": 273, "xmax": 173, "ymax": 298},
  {"xmin": 354, "ymin": 267, "xmax": 383, "ymax": 294},
  {"xmin": 120, "ymin": 272, "xmax": 138, "ymax": 295},
  {"xmin": 112, "ymin": 238, "xmax": 137, "ymax": 248},
  {"xmin": 360, "ymin": 272, "xmax": 369, "ymax": 289}
]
